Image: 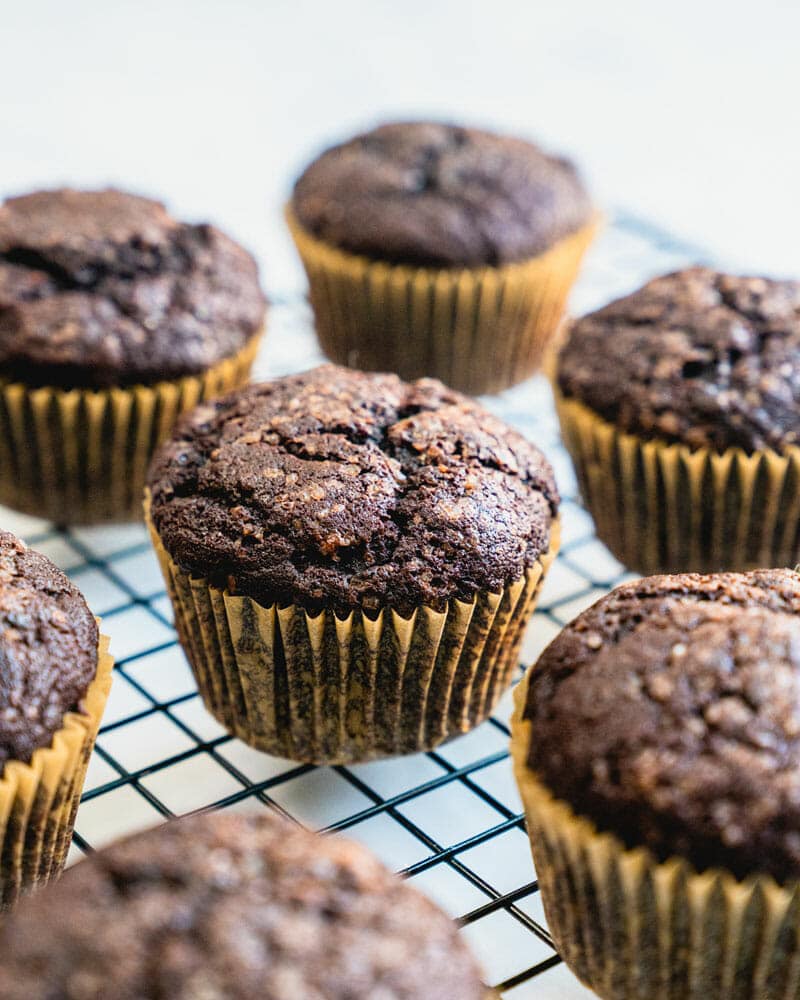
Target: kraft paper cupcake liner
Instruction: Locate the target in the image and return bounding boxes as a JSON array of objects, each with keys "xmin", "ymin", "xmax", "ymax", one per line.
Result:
[
  {"xmin": 510, "ymin": 673, "xmax": 800, "ymax": 1000},
  {"xmin": 287, "ymin": 206, "xmax": 598, "ymax": 396},
  {"xmin": 147, "ymin": 494, "xmax": 558, "ymax": 763},
  {"xmin": 0, "ymin": 632, "xmax": 113, "ymax": 909},
  {"xmin": 0, "ymin": 333, "xmax": 262, "ymax": 525},
  {"xmin": 555, "ymin": 392, "xmax": 800, "ymax": 575}
]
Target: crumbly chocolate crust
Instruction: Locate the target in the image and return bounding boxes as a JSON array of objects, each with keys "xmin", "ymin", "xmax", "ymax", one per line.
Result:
[
  {"xmin": 524, "ymin": 569, "xmax": 800, "ymax": 882},
  {"xmin": 147, "ymin": 364, "xmax": 558, "ymax": 616},
  {"xmin": 0, "ymin": 188, "xmax": 266, "ymax": 388},
  {"xmin": 558, "ymin": 267, "xmax": 800, "ymax": 454},
  {"xmin": 0, "ymin": 811, "xmax": 485, "ymax": 999},
  {"xmin": 292, "ymin": 121, "xmax": 592, "ymax": 267},
  {"xmin": 0, "ymin": 530, "xmax": 98, "ymax": 767}
]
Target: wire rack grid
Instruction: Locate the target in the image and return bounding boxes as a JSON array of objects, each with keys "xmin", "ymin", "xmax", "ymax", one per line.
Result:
[{"xmin": 1, "ymin": 214, "xmax": 708, "ymax": 998}]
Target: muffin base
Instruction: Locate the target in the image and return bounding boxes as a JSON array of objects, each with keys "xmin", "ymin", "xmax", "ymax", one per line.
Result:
[
  {"xmin": 147, "ymin": 494, "xmax": 558, "ymax": 763},
  {"xmin": 555, "ymin": 392, "xmax": 800, "ymax": 574},
  {"xmin": 0, "ymin": 333, "xmax": 262, "ymax": 525},
  {"xmin": 287, "ymin": 206, "xmax": 598, "ymax": 396},
  {"xmin": 510, "ymin": 672, "xmax": 800, "ymax": 1000},
  {"xmin": 0, "ymin": 632, "xmax": 113, "ymax": 909}
]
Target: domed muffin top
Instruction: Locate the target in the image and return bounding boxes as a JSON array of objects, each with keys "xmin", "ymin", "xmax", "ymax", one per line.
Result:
[
  {"xmin": 523, "ymin": 568, "xmax": 800, "ymax": 882},
  {"xmin": 147, "ymin": 364, "xmax": 558, "ymax": 616},
  {"xmin": 0, "ymin": 811, "xmax": 486, "ymax": 1000},
  {"xmin": 292, "ymin": 121, "xmax": 592, "ymax": 267},
  {"xmin": 0, "ymin": 530, "xmax": 98, "ymax": 767},
  {"xmin": 0, "ymin": 188, "xmax": 265, "ymax": 388},
  {"xmin": 558, "ymin": 267, "xmax": 800, "ymax": 454}
]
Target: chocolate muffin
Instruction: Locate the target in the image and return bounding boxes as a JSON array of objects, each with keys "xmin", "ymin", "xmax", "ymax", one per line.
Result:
[
  {"xmin": 555, "ymin": 267, "xmax": 800, "ymax": 573},
  {"xmin": 292, "ymin": 121, "xmax": 592, "ymax": 268},
  {"xmin": 0, "ymin": 187, "xmax": 266, "ymax": 522},
  {"xmin": 0, "ymin": 530, "xmax": 113, "ymax": 908},
  {"xmin": 0, "ymin": 811, "xmax": 487, "ymax": 999},
  {"xmin": 511, "ymin": 569, "xmax": 800, "ymax": 999},
  {"xmin": 287, "ymin": 121, "xmax": 597, "ymax": 394},
  {"xmin": 146, "ymin": 364, "xmax": 559, "ymax": 762}
]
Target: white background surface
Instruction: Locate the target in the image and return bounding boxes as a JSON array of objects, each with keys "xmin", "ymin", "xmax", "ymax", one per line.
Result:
[{"xmin": 2, "ymin": 0, "xmax": 798, "ymax": 292}]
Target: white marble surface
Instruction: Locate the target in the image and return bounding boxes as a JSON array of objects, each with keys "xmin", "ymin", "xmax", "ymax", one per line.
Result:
[{"xmin": 2, "ymin": 0, "xmax": 798, "ymax": 294}]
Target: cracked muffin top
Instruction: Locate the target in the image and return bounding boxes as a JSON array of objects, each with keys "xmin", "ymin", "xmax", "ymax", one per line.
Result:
[
  {"xmin": 0, "ymin": 530, "xmax": 98, "ymax": 768},
  {"xmin": 0, "ymin": 811, "xmax": 486, "ymax": 1000},
  {"xmin": 147, "ymin": 364, "xmax": 558, "ymax": 616},
  {"xmin": 291, "ymin": 121, "xmax": 592, "ymax": 267},
  {"xmin": 523, "ymin": 569, "xmax": 800, "ymax": 882},
  {"xmin": 0, "ymin": 188, "xmax": 266, "ymax": 388},
  {"xmin": 558, "ymin": 267, "xmax": 800, "ymax": 454}
]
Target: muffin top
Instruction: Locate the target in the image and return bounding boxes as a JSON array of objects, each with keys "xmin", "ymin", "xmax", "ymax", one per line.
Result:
[
  {"xmin": 0, "ymin": 811, "xmax": 485, "ymax": 999},
  {"xmin": 292, "ymin": 121, "xmax": 592, "ymax": 267},
  {"xmin": 0, "ymin": 531, "xmax": 98, "ymax": 767},
  {"xmin": 0, "ymin": 188, "xmax": 265, "ymax": 389},
  {"xmin": 558, "ymin": 267, "xmax": 800, "ymax": 454},
  {"xmin": 147, "ymin": 364, "xmax": 558, "ymax": 616},
  {"xmin": 523, "ymin": 568, "xmax": 800, "ymax": 883}
]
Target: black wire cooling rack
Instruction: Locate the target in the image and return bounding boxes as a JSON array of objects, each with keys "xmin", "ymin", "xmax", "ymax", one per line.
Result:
[{"xmin": 3, "ymin": 213, "xmax": 708, "ymax": 998}]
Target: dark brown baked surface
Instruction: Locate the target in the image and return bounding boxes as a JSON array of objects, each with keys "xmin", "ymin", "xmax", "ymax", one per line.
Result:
[
  {"xmin": 0, "ymin": 188, "xmax": 266, "ymax": 388},
  {"xmin": 147, "ymin": 364, "xmax": 558, "ymax": 616},
  {"xmin": 524, "ymin": 569, "xmax": 800, "ymax": 882},
  {"xmin": 558, "ymin": 267, "xmax": 800, "ymax": 454},
  {"xmin": 292, "ymin": 121, "xmax": 592, "ymax": 267},
  {"xmin": 0, "ymin": 811, "xmax": 485, "ymax": 999},
  {"xmin": 0, "ymin": 530, "xmax": 97, "ymax": 767}
]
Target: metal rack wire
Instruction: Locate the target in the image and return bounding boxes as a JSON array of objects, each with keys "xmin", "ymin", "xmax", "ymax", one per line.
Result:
[{"xmin": 2, "ymin": 213, "xmax": 707, "ymax": 998}]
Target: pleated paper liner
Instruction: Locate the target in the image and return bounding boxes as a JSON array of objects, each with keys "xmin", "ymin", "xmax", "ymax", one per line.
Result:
[
  {"xmin": 0, "ymin": 632, "xmax": 113, "ymax": 909},
  {"xmin": 555, "ymin": 392, "xmax": 800, "ymax": 575},
  {"xmin": 0, "ymin": 333, "xmax": 262, "ymax": 525},
  {"xmin": 146, "ymin": 494, "xmax": 558, "ymax": 763},
  {"xmin": 511, "ymin": 673, "xmax": 800, "ymax": 1000},
  {"xmin": 286, "ymin": 206, "xmax": 599, "ymax": 396}
]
